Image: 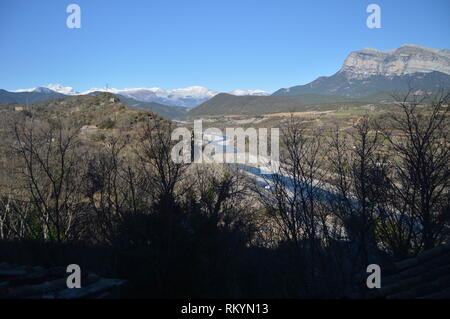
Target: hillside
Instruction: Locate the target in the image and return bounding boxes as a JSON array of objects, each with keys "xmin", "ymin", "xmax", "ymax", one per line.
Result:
[
  {"xmin": 116, "ymin": 95, "xmax": 188, "ymax": 120},
  {"xmin": 2, "ymin": 93, "xmax": 161, "ymax": 133},
  {"xmin": 273, "ymin": 71, "xmax": 450, "ymax": 98},
  {"xmin": 0, "ymin": 88, "xmax": 66, "ymax": 104},
  {"xmin": 186, "ymin": 93, "xmax": 304, "ymax": 117},
  {"xmin": 186, "ymin": 93, "xmax": 373, "ymax": 117},
  {"xmin": 0, "ymin": 89, "xmax": 185, "ymax": 120}
]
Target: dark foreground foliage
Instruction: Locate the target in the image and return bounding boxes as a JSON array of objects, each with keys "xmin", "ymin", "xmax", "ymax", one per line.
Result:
[{"xmin": 0, "ymin": 91, "xmax": 448, "ymax": 298}]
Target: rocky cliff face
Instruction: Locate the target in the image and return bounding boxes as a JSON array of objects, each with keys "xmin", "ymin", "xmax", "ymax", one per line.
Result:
[
  {"xmin": 273, "ymin": 44, "xmax": 450, "ymax": 98},
  {"xmin": 340, "ymin": 44, "xmax": 450, "ymax": 80}
]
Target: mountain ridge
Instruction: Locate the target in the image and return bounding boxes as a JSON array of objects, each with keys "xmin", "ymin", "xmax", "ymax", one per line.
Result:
[
  {"xmin": 9, "ymin": 85, "xmax": 272, "ymax": 107},
  {"xmin": 273, "ymin": 44, "xmax": 450, "ymax": 98}
]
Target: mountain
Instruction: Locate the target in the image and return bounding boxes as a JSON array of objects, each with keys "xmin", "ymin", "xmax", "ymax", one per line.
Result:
[
  {"xmin": 186, "ymin": 92, "xmax": 370, "ymax": 117},
  {"xmin": 188, "ymin": 45, "xmax": 450, "ymax": 117},
  {"xmin": 188, "ymin": 93, "xmax": 327, "ymax": 117},
  {"xmin": 0, "ymin": 89, "xmax": 187, "ymax": 120},
  {"xmin": 116, "ymin": 95, "xmax": 189, "ymax": 120},
  {"xmin": 273, "ymin": 44, "xmax": 450, "ymax": 98},
  {"xmin": 81, "ymin": 86, "xmax": 217, "ymax": 107},
  {"xmin": 14, "ymin": 84, "xmax": 79, "ymax": 95},
  {"xmin": 7, "ymin": 93, "xmax": 162, "ymax": 132},
  {"xmin": 0, "ymin": 88, "xmax": 66, "ymax": 104},
  {"xmin": 7, "ymin": 85, "xmax": 272, "ymax": 108},
  {"xmin": 81, "ymin": 86, "xmax": 271, "ymax": 107},
  {"xmin": 341, "ymin": 44, "xmax": 450, "ymax": 79}
]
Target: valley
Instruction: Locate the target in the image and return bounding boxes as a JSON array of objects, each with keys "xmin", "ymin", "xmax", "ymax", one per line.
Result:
[{"xmin": 0, "ymin": 43, "xmax": 448, "ymax": 300}]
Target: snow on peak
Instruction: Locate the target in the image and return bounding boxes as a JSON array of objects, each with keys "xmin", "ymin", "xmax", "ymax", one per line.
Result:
[
  {"xmin": 229, "ymin": 89, "xmax": 271, "ymax": 96},
  {"xmin": 80, "ymin": 87, "xmax": 120, "ymax": 95},
  {"xmin": 108, "ymin": 86, "xmax": 271, "ymax": 105},
  {"xmin": 78, "ymin": 86, "xmax": 218, "ymax": 107},
  {"xmin": 169, "ymin": 86, "xmax": 218, "ymax": 99},
  {"xmin": 46, "ymin": 84, "xmax": 78, "ymax": 95},
  {"xmin": 11, "ymin": 85, "xmax": 272, "ymax": 107},
  {"xmin": 14, "ymin": 84, "xmax": 78, "ymax": 95}
]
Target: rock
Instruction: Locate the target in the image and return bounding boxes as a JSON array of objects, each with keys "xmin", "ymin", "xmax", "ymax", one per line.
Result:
[{"xmin": 340, "ymin": 44, "xmax": 450, "ymax": 80}]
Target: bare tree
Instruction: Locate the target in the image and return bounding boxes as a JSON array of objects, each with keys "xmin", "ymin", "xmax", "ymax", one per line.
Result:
[
  {"xmin": 379, "ymin": 89, "xmax": 449, "ymax": 253},
  {"xmin": 328, "ymin": 116, "xmax": 389, "ymax": 263},
  {"xmin": 135, "ymin": 117, "xmax": 188, "ymax": 211},
  {"xmin": 257, "ymin": 115, "xmax": 337, "ymax": 296},
  {"xmin": 193, "ymin": 165, "xmax": 252, "ymax": 232},
  {"xmin": 11, "ymin": 119, "xmax": 85, "ymax": 242}
]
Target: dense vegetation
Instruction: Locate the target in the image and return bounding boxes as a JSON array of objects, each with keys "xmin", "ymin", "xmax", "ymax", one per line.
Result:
[{"xmin": 0, "ymin": 91, "xmax": 448, "ymax": 298}]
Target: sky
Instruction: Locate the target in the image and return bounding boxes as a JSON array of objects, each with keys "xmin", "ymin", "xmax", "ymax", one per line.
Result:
[{"xmin": 0, "ymin": 0, "xmax": 449, "ymax": 93}]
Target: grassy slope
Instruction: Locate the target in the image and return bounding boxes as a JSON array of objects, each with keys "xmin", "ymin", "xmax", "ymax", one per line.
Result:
[{"xmin": 186, "ymin": 93, "xmax": 370, "ymax": 117}]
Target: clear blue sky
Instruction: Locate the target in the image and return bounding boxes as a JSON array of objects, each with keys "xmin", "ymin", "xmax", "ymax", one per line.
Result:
[{"xmin": 1, "ymin": 0, "xmax": 449, "ymax": 93}]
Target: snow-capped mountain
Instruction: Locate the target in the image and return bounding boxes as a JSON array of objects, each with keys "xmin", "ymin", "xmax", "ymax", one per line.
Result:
[
  {"xmin": 81, "ymin": 86, "xmax": 218, "ymax": 107},
  {"xmin": 14, "ymin": 87, "xmax": 55, "ymax": 94},
  {"xmin": 9, "ymin": 85, "xmax": 272, "ymax": 107},
  {"xmin": 80, "ymin": 86, "xmax": 271, "ymax": 107},
  {"xmin": 15, "ymin": 84, "xmax": 78, "ymax": 95}
]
